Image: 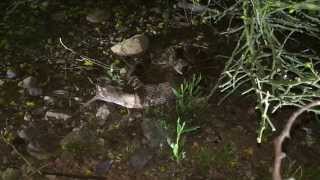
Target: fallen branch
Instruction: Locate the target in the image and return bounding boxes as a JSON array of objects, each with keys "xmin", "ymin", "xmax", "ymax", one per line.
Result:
[{"xmin": 273, "ymin": 100, "xmax": 320, "ymax": 180}]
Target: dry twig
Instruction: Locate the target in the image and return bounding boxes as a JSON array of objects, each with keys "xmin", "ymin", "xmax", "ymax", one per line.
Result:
[{"xmin": 273, "ymin": 100, "xmax": 320, "ymax": 180}]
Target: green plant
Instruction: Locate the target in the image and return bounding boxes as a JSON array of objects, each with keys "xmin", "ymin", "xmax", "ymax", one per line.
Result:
[
  {"xmin": 105, "ymin": 59, "xmax": 125, "ymax": 86},
  {"xmin": 207, "ymin": 0, "xmax": 320, "ymax": 143},
  {"xmin": 169, "ymin": 74, "xmax": 202, "ymax": 163},
  {"xmin": 173, "ymin": 74, "xmax": 202, "ymax": 117},
  {"xmin": 168, "ymin": 117, "xmax": 199, "ymax": 163}
]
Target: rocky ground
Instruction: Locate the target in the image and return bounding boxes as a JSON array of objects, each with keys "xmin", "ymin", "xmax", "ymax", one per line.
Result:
[{"xmin": 1, "ymin": 0, "xmax": 320, "ymax": 179}]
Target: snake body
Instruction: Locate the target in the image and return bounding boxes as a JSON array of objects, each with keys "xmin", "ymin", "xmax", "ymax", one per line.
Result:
[{"xmin": 83, "ymin": 82, "xmax": 174, "ymax": 109}]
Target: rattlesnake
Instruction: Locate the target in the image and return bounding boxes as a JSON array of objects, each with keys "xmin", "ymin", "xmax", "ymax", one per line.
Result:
[{"xmin": 82, "ymin": 82, "xmax": 175, "ymax": 109}]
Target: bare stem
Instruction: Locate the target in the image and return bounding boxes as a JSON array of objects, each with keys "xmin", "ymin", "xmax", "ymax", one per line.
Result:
[
  {"xmin": 1, "ymin": 135, "xmax": 41, "ymax": 175},
  {"xmin": 273, "ymin": 100, "xmax": 320, "ymax": 180}
]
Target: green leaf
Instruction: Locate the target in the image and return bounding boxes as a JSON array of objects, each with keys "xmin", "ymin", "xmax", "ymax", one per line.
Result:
[
  {"xmin": 172, "ymin": 88, "xmax": 181, "ymax": 98},
  {"xmin": 182, "ymin": 126, "xmax": 200, "ymax": 134},
  {"xmin": 25, "ymin": 101, "xmax": 35, "ymax": 107},
  {"xmin": 83, "ymin": 59, "xmax": 94, "ymax": 66}
]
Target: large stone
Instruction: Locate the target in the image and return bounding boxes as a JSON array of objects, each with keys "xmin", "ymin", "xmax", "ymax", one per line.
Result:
[{"xmin": 111, "ymin": 34, "xmax": 149, "ymax": 56}]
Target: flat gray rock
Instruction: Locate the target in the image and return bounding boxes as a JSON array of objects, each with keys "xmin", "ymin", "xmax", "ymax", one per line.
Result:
[{"xmin": 111, "ymin": 34, "xmax": 149, "ymax": 57}]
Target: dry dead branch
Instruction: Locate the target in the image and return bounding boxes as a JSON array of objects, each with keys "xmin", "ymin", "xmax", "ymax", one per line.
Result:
[{"xmin": 273, "ymin": 100, "xmax": 320, "ymax": 180}]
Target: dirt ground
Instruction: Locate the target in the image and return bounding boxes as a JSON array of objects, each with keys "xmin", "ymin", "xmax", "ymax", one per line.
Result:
[{"xmin": 1, "ymin": 0, "xmax": 320, "ymax": 179}]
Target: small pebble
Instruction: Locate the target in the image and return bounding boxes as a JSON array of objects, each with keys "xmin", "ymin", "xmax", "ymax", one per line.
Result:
[{"xmin": 6, "ymin": 69, "xmax": 16, "ymax": 79}]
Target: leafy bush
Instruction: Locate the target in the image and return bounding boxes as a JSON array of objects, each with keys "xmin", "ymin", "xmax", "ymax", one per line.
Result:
[{"xmin": 202, "ymin": 0, "xmax": 320, "ymax": 142}]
